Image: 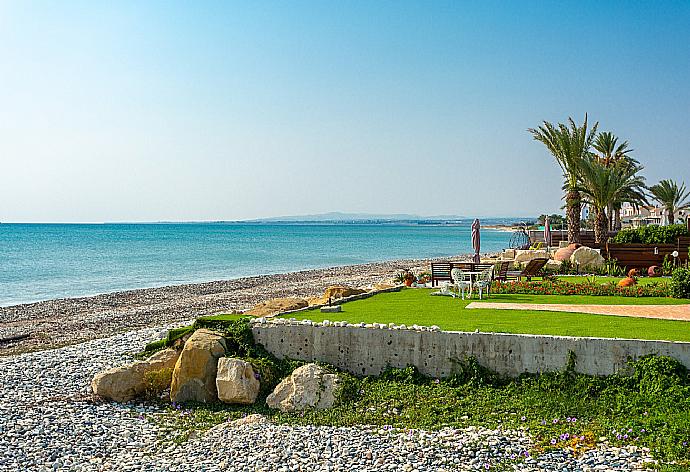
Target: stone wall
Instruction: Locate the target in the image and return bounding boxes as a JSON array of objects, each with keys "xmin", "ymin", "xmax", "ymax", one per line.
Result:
[{"xmin": 250, "ymin": 319, "xmax": 690, "ymax": 377}]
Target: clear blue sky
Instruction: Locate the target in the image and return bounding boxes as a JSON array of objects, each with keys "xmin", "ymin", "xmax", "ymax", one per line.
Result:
[{"xmin": 1, "ymin": 1, "xmax": 689, "ymax": 222}]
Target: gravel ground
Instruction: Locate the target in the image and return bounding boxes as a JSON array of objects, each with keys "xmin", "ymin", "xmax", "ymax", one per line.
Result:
[
  {"xmin": 0, "ymin": 327, "xmax": 659, "ymax": 471},
  {"xmin": 0, "ymin": 258, "xmax": 439, "ymax": 356}
]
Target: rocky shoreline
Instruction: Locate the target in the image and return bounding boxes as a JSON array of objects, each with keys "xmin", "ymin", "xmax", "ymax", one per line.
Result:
[{"xmin": 0, "ymin": 257, "xmax": 447, "ymax": 356}]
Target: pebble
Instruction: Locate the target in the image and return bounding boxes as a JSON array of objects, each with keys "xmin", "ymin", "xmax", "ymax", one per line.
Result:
[{"xmin": 0, "ymin": 327, "xmax": 659, "ymax": 471}]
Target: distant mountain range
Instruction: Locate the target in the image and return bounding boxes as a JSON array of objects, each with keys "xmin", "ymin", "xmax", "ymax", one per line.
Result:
[{"xmin": 247, "ymin": 212, "xmax": 467, "ymax": 223}]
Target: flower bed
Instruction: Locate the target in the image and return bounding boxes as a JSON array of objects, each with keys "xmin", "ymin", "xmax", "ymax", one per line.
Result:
[{"xmin": 492, "ymin": 280, "xmax": 671, "ymax": 297}]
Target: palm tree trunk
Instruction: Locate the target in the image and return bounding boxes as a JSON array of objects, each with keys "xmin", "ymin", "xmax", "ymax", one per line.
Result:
[
  {"xmin": 614, "ymin": 209, "xmax": 621, "ymax": 231},
  {"xmin": 668, "ymin": 208, "xmax": 675, "ymax": 225},
  {"xmin": 566, "ymin": 188, "xmax": 581, "ymax": 244},
  {"xmin": 594, "ymin": 208, "xmax": 608, "ymax": 244},
  {"xmin": 607, "ymin": 204, "xmax": 613, "ymax": 231}
]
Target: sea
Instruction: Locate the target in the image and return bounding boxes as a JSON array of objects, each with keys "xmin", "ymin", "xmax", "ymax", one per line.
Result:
[{"xmin": 0, "ymin": 221, "xmax": 515, "ymax": 306}]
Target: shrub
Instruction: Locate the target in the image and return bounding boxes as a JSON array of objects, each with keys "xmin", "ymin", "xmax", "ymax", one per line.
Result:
[
  {"xmin": 611, "ymin": 224, "xmax": 688, "ymax": 245},
  {"xmin": 143, "ymin": 367, "xmax": 173, "ymax": 400},
  {"xmin": 670, "ymin": 268, "xmax": 690, "ymax": 298},
  {"xmin": 492, "ymin": 280, "xmax": 671, "ymax": 297}
]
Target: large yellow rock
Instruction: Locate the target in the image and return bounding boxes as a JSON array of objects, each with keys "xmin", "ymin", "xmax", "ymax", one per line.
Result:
[
  {"xmin": 91, "ymin": 348, "xmax": 179, "ymax": 402},
  {"xmin": 308, "ymin": 285, "xmax": 368, "ymax": 305},
  {"xmin": 245, "ymin": 298, "xmax": 309, "ymax": 317},
  {"xmin": 170, "ymin": 329, "xmax": 227, "ymax": 403},
  {"xmin": 266, "ymin": 364, "xmax": 339, "ymax": 412},
  {"xmin": 216, "ymin": 358, "xmax": 260, "ymax": 405}
]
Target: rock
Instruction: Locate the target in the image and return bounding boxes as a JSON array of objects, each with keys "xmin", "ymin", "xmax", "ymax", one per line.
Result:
[
  {"xmin": 514, "ymin": 250, "xmax": 550, "ymax": 264},
  {"xmin": 324, "ymin": 285, "xmax": 367, "ymax": 299},
  {"xmin": 320, "ymin": 305, "xmax": 342, "ymax": 313},
  {"xmin": 309, "ymin": 285, "xmax": 368, "ymax": 305},
  {"xmin": 373, "ymin": 283, "xmax": 396, "ymax": 291},
  {"xmin": 502, "ymin": 249, "xmax": 516, "ymax": 260},
  {"xmin": 554, "ymin": 243, "xmax": 581, "ymax": 261},
  {"xmin": 545, "ymin": 259, "xmax": 563, "ymax": 271},
  {"xmin": 216, "ymin": 358, "xmax": 260, "ymax": 405},
  {"xmin": 648, "ymin": 266, "xmax": 661, "ymax": 277},
  {"xmin": 170, "ymin": 329, "xmax": 227, "ymax": 403},
  {"xmin": 570, "ymin": 246, "xmax": 605, "ymax": 269},
  {"xmin": 266, "ymin": 363, "xmax": 340, "ymax": 412},
  {"xmin": 91, "ymin": 348, "xmax": 179, "ymax": 402},
  {"xmin": 245, "ymin": 298, "xmax": 309, "ymax": 317}
]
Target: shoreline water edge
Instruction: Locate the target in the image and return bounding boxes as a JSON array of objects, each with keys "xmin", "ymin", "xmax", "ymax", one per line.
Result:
[{"xmin": 0, "ymin": 254, "xmax": 485, "ymax": 356}]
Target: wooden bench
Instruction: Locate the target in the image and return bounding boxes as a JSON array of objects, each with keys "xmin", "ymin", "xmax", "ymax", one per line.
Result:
[{"xmin": 430, "ymin": 262, "xmax": 496, "ymax": 286}]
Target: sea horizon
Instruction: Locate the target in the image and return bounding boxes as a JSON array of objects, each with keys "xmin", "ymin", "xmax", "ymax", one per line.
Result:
[{"xmin": 0, "ymin": 221, "xmax": 512, "ymax": 307}]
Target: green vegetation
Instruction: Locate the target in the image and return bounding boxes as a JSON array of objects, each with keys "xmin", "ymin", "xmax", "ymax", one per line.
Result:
[
  {"xmin": 575, "ymin": 154, "xmax": 647, "ymax": 243},
  {"xmin": 528, "ymin": 115, "xmax": 597, "ymax": 244},
  {"xmin": 611, "ymin": 224, "xmax": 689, "ymax": 245},
  {"xmin": 671, "ymin": 268, "xmax": 690, "ymax": 299},
  {"xmin": 154, "ymin": 321, "xmax": 690, "ymax": 467},
  {"xmin": 649, "ymin": 180, "xmax": 690, "ymax": 226},
  {"xmin": 493, "ymin": 278, "xmax": 670, "ymax": 297},
  {"xmin": 287, "ymin": 288, "xmax": 690, "ymax": 342},
  {"xmin": 554, "ymin": 275, "xmax": 667, "ymax": 285}
]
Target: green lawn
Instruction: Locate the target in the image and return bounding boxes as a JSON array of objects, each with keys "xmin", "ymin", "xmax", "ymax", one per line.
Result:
[{"xmin": 287, "ymin": 288, "xmax": 690, "ymax": 342}]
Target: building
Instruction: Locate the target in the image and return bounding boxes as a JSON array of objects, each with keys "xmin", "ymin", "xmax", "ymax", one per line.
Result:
[{"xmin": 620, "ymin": 203, "xmax": 687, "ymax": 228}]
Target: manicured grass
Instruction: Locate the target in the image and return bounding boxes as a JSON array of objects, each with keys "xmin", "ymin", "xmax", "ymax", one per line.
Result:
[{"xmin": 287, "ymin": 288, "xmax": 690, "ymax": 342}]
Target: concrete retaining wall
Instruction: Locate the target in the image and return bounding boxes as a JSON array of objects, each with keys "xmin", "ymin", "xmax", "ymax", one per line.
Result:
[{"xmin": 250, "ymin": 320, "xmax": 690, "ymax": 377}]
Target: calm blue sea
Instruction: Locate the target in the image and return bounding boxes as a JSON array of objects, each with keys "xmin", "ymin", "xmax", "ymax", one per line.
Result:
[{"xmin": 0, "ymin": 222, "xmax": 512, "ymax": 306}]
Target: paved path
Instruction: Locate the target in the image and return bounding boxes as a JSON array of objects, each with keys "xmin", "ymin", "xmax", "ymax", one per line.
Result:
[{"xmin": 465, "ymin": 302, "xmax": 690, "ymax": 321}]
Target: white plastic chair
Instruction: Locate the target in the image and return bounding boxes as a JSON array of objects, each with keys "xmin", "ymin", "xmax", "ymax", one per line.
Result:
[
  {"xmin": 450, "ymin": 268, "xmax": 472, "ymax": 300},
  {"xmin": 474, "ymin": 266, "xmax": 494, "ymax": 299}
]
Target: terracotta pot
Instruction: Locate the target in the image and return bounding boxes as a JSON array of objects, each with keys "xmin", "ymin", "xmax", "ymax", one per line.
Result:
[
  {"xmin": 618, "ymin": 277, "xmax": 637, "ymax": 287},
  {"xmin": 404, "ymin": 279, "xmax": 413, "ymax": 287}
]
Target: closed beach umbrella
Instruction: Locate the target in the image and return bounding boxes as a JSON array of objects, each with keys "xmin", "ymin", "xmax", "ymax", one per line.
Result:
[
  {"xmin": 471, "ymin": 218, "xmax": 481, "ymax": 263},
  {"xmin": 544, "ymin": 216, "xmax": 552, "ymax": 247}
]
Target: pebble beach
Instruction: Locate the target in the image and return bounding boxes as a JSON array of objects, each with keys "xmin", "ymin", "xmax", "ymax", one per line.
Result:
[
  {"xmin": 0, "ymin": 327, "xmax": 658, "ymax": 471},
  {"xmin": 0, "ymin": 258, "xmax": 663, "ymax": 471}
]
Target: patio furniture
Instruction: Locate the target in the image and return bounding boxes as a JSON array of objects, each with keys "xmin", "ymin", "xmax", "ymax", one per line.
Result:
[
  {"xmin": 505, "ymin": 258, "xmax": 548, "ymax": 282},
  {"xmin": 529, "ymin": 241, "xmax": 544, "ymax": 250},
  {"xmin": 450, "ymin": 268, "xmax": 472, "ymax": 300},
  {"xmin": 493, "ymin": 261, "xmax": 510, "ymax": 282},
  {"xmin": 474, "ymin": 266, "xmax": 494, "ymax": 299},
  {"xmin": 430, "ymin": 262, "xmax": 453, "ymax": 286},
  {"xmin": 431, "ymin": 262, "xmax": 474, "ymax": 286}
]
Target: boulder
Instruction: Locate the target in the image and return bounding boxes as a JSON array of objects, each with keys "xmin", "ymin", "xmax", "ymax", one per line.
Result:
[
  {"xmin": 245, "ymin": 298, "xmax": 309, "ymax": 317},
  {"xmin": 323, "ymin": 285, "xmax": 367, "ymax": 299},
  {"xmin": 373, "ymin": 282, "xmax": 396, "ymax": 291},
  {"xmin": 554, "ymin": 243, "xmax": 581, "ymax": 262},
  {"xmin": 170, "ymin": 329, "xmax": 227, "ymax": 403},
  {"xmin": 514, "ymin": 250, "xmax": 550, "ymax": 264},
  {"xmin": 309, "ymin": 286, "xmax": 368, "ymax": 305},
  {"xmin": 216, "ymin": 358, "xmax": 260, "ymax": 405},
  {"xmin": 266, "ymin": 363, "xmax": 340, "ymax": 412},
  {"xmin": 545, "ymin": 259, "xmax": 563, "ymax": 271},
  {"xmin": 570, "ymin": 246, "xmax": 605, "ymax": 269},
  {"xmin": 91, "ymin": 348, "xmax": 179, "ymax": 402}
]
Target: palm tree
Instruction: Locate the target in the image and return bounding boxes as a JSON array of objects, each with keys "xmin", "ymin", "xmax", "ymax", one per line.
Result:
[
  {"xmin": 649, "ymin": 179, "xmax": 690, "ymax": 225},
  {"xmin": 528, "ymin": 115, "xmax": 598, "ymax": 244},
  {"xmin": 576, "ymin": 157, "xmax": 648, "ymax": 244},
  {"xmin": 592, "ymin": 131, "xmax": 636, "ymax": 230}
]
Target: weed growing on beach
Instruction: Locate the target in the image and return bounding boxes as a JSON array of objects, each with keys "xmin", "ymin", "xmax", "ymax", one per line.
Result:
[{"xmin": 153, "ymin": 351, "xmax": 690, "ymax": 466}]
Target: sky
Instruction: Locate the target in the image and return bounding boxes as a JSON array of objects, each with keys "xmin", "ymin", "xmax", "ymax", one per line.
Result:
[{"xmin": 1, "ymin": 1, "xmax": 689, "ymax": 223}]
